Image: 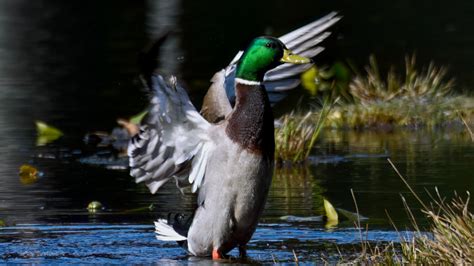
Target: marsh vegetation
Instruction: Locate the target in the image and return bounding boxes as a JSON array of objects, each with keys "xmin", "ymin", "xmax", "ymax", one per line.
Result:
[
  {"xmin": 274, "ymin": 55, "xmax": 474, "ymax": 163},
  {"xmin": 334, "ymin": 160, "xmax": 473, "ymax": 265}
]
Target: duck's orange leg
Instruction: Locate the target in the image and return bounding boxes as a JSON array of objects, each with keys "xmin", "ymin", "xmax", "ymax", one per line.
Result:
[{"xmin": 212, "ymin": 248, "xmax": 223, "ymax": 260}]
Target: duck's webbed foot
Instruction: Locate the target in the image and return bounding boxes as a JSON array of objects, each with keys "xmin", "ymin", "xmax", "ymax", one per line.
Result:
[
  {"xmin": 238, "ymin": 245, "xmax": 247, "ymax": 258},
  {"xmin": 212, "ymin": 248, "xmax": 224, "ymax": 260}
]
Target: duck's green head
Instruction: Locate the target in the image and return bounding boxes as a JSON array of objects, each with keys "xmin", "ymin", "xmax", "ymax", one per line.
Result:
[{"xmin": 236, "ymin": 36, "xmax": 311, "ymax": 82}]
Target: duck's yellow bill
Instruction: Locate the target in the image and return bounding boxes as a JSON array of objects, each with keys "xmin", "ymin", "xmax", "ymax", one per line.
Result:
[{"xmin": 280, "ymin": 49, "xmax": 312, "ymax": 64}]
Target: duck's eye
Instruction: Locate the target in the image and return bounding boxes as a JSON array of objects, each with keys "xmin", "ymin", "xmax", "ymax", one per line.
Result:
[{"xmin": 265, "ymin": 42, "xmax": 274, "ymax": 49}]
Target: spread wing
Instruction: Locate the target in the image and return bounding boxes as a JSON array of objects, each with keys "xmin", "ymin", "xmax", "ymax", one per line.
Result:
[
  {"xmin": 129, "ymin": 75, "xmax": 213, "ymax": 194},
  {"xmin": 201, "ymin": 12, "xmax": 341, "ymax": 122}
]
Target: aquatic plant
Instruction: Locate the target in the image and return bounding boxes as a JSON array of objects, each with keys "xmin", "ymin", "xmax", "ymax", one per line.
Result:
[
  {"xmin": 458, "ymin": 110, "xmax": 474, "ymax": 141},
  {"xmin": 387, "ymin": 159, "xmax": 473, "ymax": 265},
  {"xmin": 331, "ymin": 96, "xmax": 474, "ymax": 129},
  {"xmin": 274, "ymin": 97, "xmax": 334, "ymax": 164},
  {"xmin": 399, "ymin": 190, "xmax": 472, "ymax": 264},
  {"xmin": 274, "ymin": 112, "xmax": 315, "ymax": 164},
  {"xmin": 296, "ymin": 55, "xmax": 474, "ymax": 129},
  {"xmin": 350, "ymin": 55, "xmax": 454, "ymax": 105},
  {"xmin": 338, "ymin": 159, "xmax": 473, "ymax": 265}
]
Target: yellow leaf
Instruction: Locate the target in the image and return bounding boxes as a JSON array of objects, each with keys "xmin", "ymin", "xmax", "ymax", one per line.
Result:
[
  {"xmin": 323, "ymin": 198, "xmax": 339, "ymax": 224},
  {"xmin": 325, "ymin": 218, "xmax": 338, "ymax": 229},
  {"xmin": 35, "ymin": 121, "xmax": 63, "ymax": 146},
  {"xmin": 19, "ymin": 164, "xmax": 39, "ymax": 185}
]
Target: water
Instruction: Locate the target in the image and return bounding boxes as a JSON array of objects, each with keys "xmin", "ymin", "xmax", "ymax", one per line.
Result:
[
  {"xmin": 0, "ymin": 1, "xmax": 473, "ymax": 263},
  {"xmin": 0, "ymin": 223, "xmax": 414, "ymax": 263}
]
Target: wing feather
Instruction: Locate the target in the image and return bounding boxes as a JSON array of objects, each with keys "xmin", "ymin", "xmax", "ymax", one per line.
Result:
[{"xmin": 128, "ymin": 75, "xmax": 213, "ymax": 194}]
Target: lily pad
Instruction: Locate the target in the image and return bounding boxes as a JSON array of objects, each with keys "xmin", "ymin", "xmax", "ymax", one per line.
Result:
[
  {"xmin": 35, "ymin": 121, "xmax": 63, "ymax": 146},
  {"xmin": 19, "ymin": 164, "xmax": 39, "ymax": 185},
  {"xmin": 0, "ymin": 219, "xmax": 6, "ymax": 227}
]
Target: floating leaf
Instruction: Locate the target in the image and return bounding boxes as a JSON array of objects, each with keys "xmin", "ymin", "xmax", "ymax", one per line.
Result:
[
  {"xmin": 0, "ymin": 219, "xmax": 5, "ymax": 227},
  {"xmin": 35, "ymin": 121, "xmax": 63, "ymax": 146},
  {"xmin": 87, "ymin": 201, "xmax": 103, "ymax": 213},
  {"xmin": 336, "ymin": 208, "xmax": 369, "ymax": 222},
  {"xmin": 19, "ymin": 164, "xmax": 39, "ymax": 185},
  {"xmin": 36, "ymin": 121, "xmax": 63, "ymax": 136},
  {"xmin": 323, "ymin": 198, "xmax": 339, "ymax": 227},
  {"xmin": 129, "ymin": 110, "xmax": 148, "ymax": 124},
  {"xmin": 325, "ymin": 217, "xmax": 338, "ymax": 229}
]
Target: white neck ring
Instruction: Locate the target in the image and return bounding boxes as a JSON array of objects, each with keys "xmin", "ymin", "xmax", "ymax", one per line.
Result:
[{"xmin": 235, "ymin": 78, "xmax": 261, "ymax": 86}]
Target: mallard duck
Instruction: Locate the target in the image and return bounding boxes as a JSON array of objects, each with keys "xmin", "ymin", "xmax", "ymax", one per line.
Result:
[
  {"xmin": 201, "ymin": 12, "xmax": 340, "ymax": 122},
  {"xmin": 128, "ymin": 13, "xmax": 340, "ymax": 259}
]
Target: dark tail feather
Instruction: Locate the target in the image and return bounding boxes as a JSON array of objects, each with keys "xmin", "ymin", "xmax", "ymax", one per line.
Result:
[
  {"xmin": 164, "ymin": 212, "xmax": 194, "ymax": 250},
  {"xmin": 167, "ymin": 212, "xmax": 194, "ymax": 238}
]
